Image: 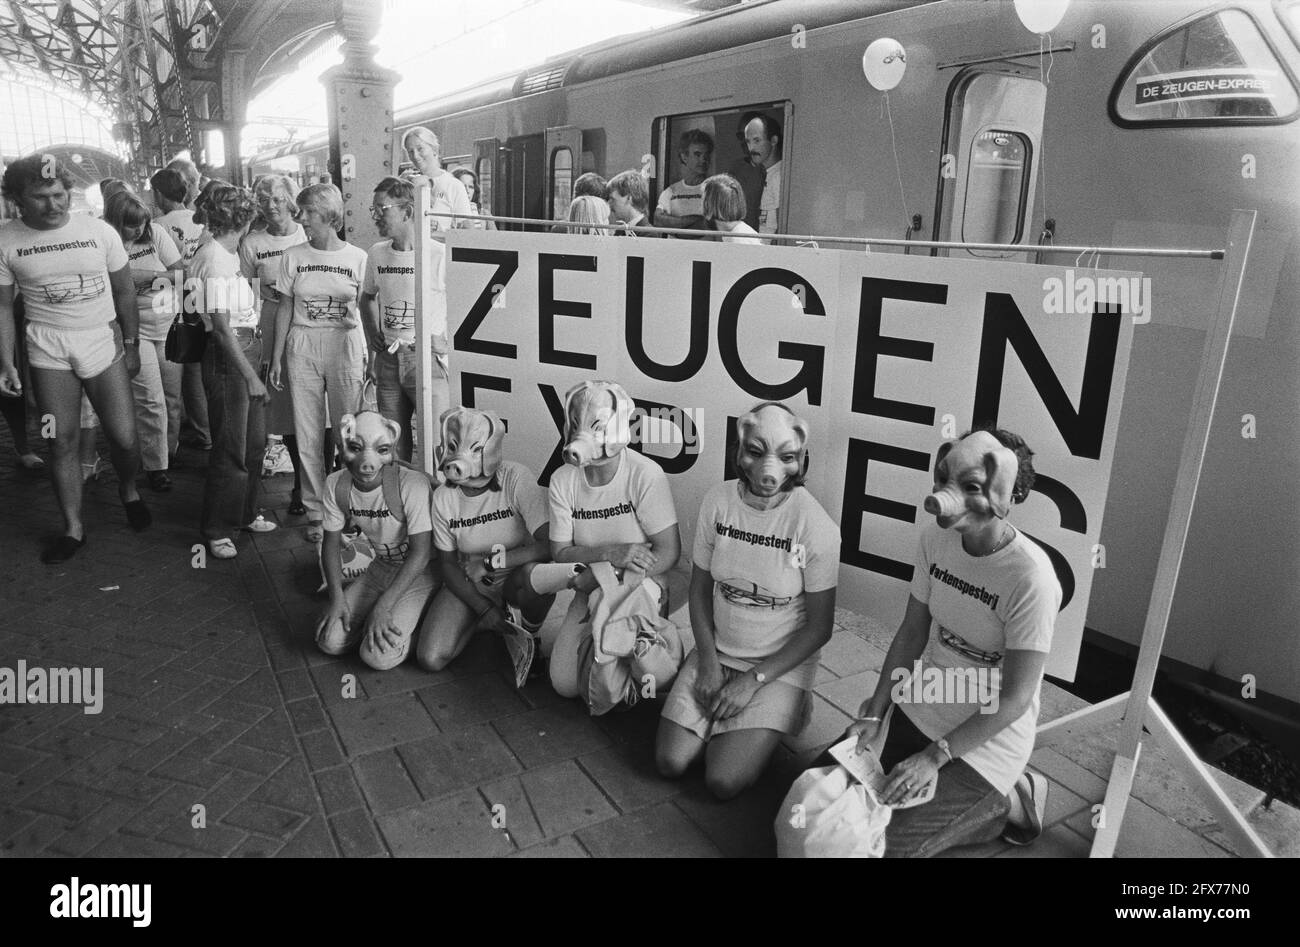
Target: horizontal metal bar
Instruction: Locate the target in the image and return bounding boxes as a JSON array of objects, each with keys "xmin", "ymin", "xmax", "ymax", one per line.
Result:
[
  {"xmin": 426, "ymin": 212, "xmax": 1226, "ymax": 260},
  {"xmin": 937, "ymin": 42, "xmax": 1076, "ymax": 70}
]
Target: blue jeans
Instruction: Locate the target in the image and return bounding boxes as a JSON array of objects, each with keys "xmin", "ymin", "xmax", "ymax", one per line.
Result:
[
  {"xmin": 813, "ymin": 710, "xmax": 1011, "ymax": 858},
  {"xmin": 200, "ymin": 331, "xmax": 266, "ymax": 539}
]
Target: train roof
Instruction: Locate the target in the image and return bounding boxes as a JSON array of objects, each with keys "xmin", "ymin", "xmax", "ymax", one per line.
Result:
[{"xmin": 249, "ymin": 0, "xmax": 933, "ymax": 164}]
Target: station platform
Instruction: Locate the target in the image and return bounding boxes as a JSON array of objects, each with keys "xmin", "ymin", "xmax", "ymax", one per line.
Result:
[{"xmin": 1, "ymin": 437, "xmax": 1295, "ymax": 859}]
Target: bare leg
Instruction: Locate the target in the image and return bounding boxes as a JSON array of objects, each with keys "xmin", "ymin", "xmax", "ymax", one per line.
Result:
[
  {"xmin": 414, "ymin": 587, "xmax": 477, "ymax": 672},
  {"xmin": 82, "ymin": 357, "xmax": 142, "ymax": 505},
  {"xmin": 703, "ymin": 728, "xmax": 785, "ymax": 800},
  {"xmin": 656, "ymin": 718, "xmax": 707, "ymax": 778},
  {"xmin": 31, "ymin": 367, "xmax": 86, "ymax": 539}
]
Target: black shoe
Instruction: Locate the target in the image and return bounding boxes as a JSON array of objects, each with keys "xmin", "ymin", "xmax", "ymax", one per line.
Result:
[
  {"xmin": 41, "ymin": 535, "xmax": 85, "ymax": 564},
  {"xmin": 124, "ymin": 499, "xmax": 152, "ymax": 531},
  {"xmin": 179, "ymin": 435, "xmax": 211, "ymax": 451},
  {"xmin": 288, "ymin": 489, "xmax": 306, "ymax": 516},
  {"xmin": 146, "ymin": 470, "xmax": 173, "ymax": 493}
]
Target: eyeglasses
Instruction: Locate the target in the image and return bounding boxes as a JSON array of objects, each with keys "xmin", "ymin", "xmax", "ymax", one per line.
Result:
[{"xmin": 370, "ymin": 203, "xmax": 406, "ymax": 218}]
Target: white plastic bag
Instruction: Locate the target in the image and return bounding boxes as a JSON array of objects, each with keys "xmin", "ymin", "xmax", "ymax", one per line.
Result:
[{"xmin": 775, "ymin": 765, "xmax": 892, "ymax": 858}]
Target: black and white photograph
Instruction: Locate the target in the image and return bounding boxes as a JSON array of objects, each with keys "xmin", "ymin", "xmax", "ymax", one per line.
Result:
[{"xmin": 0, "ymin": 0, "xmax": 1293, "ymax": 919}]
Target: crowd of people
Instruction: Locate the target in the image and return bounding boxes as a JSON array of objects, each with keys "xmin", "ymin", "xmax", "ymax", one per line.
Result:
[{"xmin": 0, "ymin": 122, "xmax": 1057, "ymax": 857}]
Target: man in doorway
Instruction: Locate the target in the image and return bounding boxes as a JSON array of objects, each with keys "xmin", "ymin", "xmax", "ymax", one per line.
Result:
[{"xmin": 743, "ymin": 114, "xmax": 783, "ymax": 235}]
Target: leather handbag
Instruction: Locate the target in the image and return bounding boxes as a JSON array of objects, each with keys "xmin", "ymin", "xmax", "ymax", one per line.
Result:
[{"xmin": 164, "ymin": 311, "xmax": 207, "ymax": 363}]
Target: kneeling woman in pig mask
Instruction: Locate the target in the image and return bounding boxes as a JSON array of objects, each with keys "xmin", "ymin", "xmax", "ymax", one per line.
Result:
[
  {"xmin": 548, "ymin": 381, "xmax": 681, "ymax": 700},
  {"xmin": 807, "ymin": 426, "xmax": 1061, "ymax": 857},
  {"xmin": 657, "ymin": 401, "xmax": 840, "ymax": 799},
  {"xmin": 316, "ymin": 411, "xmax": 439, "ymax": 670},
  {"xmin": 423, "ymin": 408, "xmax": 554, "ymax": 672}
]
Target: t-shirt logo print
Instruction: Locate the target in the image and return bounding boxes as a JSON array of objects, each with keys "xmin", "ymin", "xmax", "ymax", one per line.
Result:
[
  {"xmin": 305, "ymin": 296, "xmax": 348, "ymax": 321},
  {"xmin": 40, "ymin": 274, "xmax": 106, "ymax": 304},
  {"xmin": 383, "ymin": 301, "xmax": 415, "ymax": 330}
]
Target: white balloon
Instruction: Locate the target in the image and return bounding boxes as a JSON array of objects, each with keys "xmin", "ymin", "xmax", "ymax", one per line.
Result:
[
  {"xmin": 862, "ymin": 37, "xmax": 907, "ymax": 92},
  {"xmin": 1014, "ymin": 0, "xmax": 1069, "ymax": 34}
]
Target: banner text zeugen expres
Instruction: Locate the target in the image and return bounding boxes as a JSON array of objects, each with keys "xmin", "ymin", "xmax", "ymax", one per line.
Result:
[{"xmin": 436, "ymin": 231, "xmax": 1135, "ymax": 680}]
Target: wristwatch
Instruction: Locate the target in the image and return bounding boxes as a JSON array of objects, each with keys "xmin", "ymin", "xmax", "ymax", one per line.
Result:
[
  {"xmin": 752, "ymin": 669, "xmax": 768, "ymax": 685},
  {"xmin": 122, "ymin": 338, "xmax": 138, "ymax": 347},
  {"xmin": 935, "ymin": 738, "xmax": 954, "ymax": 764}
]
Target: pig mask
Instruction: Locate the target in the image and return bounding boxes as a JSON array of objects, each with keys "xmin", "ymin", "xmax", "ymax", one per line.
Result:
[
  {"xmin": 437, "ymin": 408, "xmax": 504, "ymax": 488},
  {"xmin": 339, "ymin": 411, "xmax": 401, "ymax": 486},
  {"xmin": 735, "ymin": 401, "xmax": 809, "ymax": 497},
  {"xmin": 924, "ymin": 430, "xmax": 1020, "ymax": 527},
  {"xmin": 562, "ymin": 381, "xmax": 633, "ymax": 467}
]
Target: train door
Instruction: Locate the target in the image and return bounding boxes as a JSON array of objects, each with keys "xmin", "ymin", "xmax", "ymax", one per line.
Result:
[
  {"xmin": 936, "ymin": 69, "xmax": 1045, "ymax": 261},
  {"xmin": 474, "ymin": 137, "xmax": 501, "ymax": 222},
  {"xmin": 505, "ymin": 133, "xmax": 544, "ymax": 231},
  {"xmin": 545, "ymin": 125, "xmax": 582, "ymax": 222}
]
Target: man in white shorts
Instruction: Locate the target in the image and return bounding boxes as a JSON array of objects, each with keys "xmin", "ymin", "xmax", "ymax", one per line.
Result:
[{"xmin": 0, "ymin": 152, "xmax": 152, "ymax": 563}]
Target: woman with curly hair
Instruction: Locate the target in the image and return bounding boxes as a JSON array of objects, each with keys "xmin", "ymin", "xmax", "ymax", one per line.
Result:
[{"xmin": 192, "ymin": 183, "xmax": 276, "ymax": 559}]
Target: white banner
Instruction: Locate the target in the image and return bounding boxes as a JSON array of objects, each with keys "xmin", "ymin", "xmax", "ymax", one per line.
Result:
[{"xmin": 438, "ymin": 231, "xmax": 1136, "ymax": 680}]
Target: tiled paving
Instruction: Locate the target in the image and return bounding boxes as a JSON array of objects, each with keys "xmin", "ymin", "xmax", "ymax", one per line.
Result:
[{"xmin": 1, "ymin": 429, "xmax": 1296, "ymax": 858}]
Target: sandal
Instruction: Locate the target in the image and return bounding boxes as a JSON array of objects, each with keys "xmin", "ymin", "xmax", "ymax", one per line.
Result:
[
  {"xmin": 247, "ymin": 514, "xmax": 277, "ymax": 533},
  {"xmin": 82, "ymin": 456, "xmax": 107, "ymax": 483},
  {"xmin": 207, "ymin": 538, "xmax": 238, "ymax": 559},
  {"xmin": 288, "ymin": 488, "xmax": 307, "ymax": 516},
  {"xmin": 1002, "ymin": 772, "xmax": 1048, "ymax": 845},
  {"xmin": 305, "ymin": 522, "xmax": 324, "ymax": 544}
]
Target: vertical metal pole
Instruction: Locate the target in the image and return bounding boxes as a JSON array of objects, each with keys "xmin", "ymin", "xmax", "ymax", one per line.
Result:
[
  {"xmin": 413, "ymin": 183, "xmax": 435, "ymax": 473},
  {"xmin": 1116, "ymin": 209, "xmax": 1256, "ymax": 759}
]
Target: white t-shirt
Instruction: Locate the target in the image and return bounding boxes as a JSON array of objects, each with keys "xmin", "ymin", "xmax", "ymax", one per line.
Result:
[
  {"xmin": 548, "ymin": 449, "xmax": 678, "ymax": 549},
  {"xmin": 157, "ymin": 209, "xmax": 204, "ymax": 265},
  {"xmin": 757, "ymin": 159, "xmax": 782, "ymax": 234},
  {"xmin": 901, "ymin": 522, "xmax": 1061, "ymax": 795},
  {"xmin": 693, "ymin": 481, "xmax": 840, "ymax": 688},
  {"xmin": 432, "ymin": 461, "xmax": 547, "ymax": 558},
  {"xmin": 189, "ymin": 238, "xmax": 258, "ymax": 332},
  {"xmin": 720, "ymin": 221, "xmax": 762, "ymax": 245},
  {"xmin": 127, "ymin": 223, "xmax": 183, "ymax": 341},
  {"xmin": 427, "ymin": 171, "xmax": 473, "ymax": 233},
  {"xmin": 322, "ymin": 465, "xmax": 434, "ymax": 563},
  {"xmin": 0, "ymin": 215, "xmax": 128, "ymax": 329},
  {"xmin": 655, "ymin": 179, "xmax": 705, "ymax": 220},
  {"xmin": 275, "ymin": 242, "xmax": 368, "ymax": 330},
  {"xmin": 362, "ymin": 239, "xmax": 446, "ymax": 344}
]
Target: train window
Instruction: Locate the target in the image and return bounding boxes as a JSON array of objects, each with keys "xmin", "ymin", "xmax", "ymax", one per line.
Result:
[
  {"xmin": 1111, "ymin": 8, "xmax": 1299, "ymax": 125},
  {"xmin": 550, "ymin": 146, "xmax": 573, "ymax": 219},
  {"xmin": 960, "ymin": 130, "xmax": 1030, "ymax": 246},
  {"xmin": 652, "ymin": 101, "xmax": 789, "ymax": 236}
]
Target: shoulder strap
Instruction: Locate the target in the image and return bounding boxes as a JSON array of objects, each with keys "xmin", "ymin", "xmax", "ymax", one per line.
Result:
[
  {"xmin": 381, "ymin": 464, "xmax": 406, "ymax": 526},
  {"xmin": 334, "ymin": 471, "xmax": 352, "ymax": 528}
]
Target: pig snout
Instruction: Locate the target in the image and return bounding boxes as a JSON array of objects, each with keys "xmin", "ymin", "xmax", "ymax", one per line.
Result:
[
  {"xmin": 563, "ymin": 434, "xmax": 597, "ymax": 467},
  {"xmin": 753, "ymin": 460, "xmax": 784, "ymax": 492},
  {"xmin": 441, "ymin": 457, "xmax": 470, "ymax": 482},
  {"xmin": 924, "ymin": 489, "xmax": 964, "ymax": 519}
]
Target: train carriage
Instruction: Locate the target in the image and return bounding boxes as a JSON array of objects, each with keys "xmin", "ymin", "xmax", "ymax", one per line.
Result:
[{"xmin": 248, "ymin": 0, "xmax": 1300, "ymax": 732}]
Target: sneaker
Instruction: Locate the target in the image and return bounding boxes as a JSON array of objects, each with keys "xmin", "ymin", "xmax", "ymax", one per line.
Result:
[{"xmin": 1002, "ymin": 772, "xmax": 1048, "ymax": 845}]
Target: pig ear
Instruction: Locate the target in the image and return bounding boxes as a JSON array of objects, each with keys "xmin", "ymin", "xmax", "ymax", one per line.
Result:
[
  {"xmin": 603, "ymin": 384, "xmax": 633, "ymax": 453},
  {"xmin": 482, "ymin": 410, "xmax": 505, "ymax": 476},
  {"xmin": 436, "ymin": 410, "xmax": 457, "ymax": 467},
  {"xmin": 563, "ymin": 382, "xmax": 590, "ymax": 444},
  {"xmin": 982, "ymin": 445, "xmax": 1019, "ymax": 518},
  {"xmin": 933, "ymin": 440, "xmax": 955, "ymax": 486},
  {"xmin": 790, "ymin": 413, "xmax": 811, "ymax": 483},
  {"xmin": 339, "ymin": 414, "xmax": 357, "ymax": 444},
  {"xmin": 382, "ymin": 417, "xmax": 402, "ymax": 448}
]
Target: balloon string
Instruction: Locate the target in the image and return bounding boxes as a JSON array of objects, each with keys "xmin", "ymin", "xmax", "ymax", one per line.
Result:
[
  {"xmin": 883, "ymin": 92, "xmax": 909, "ymax": 233},
  {"xmin": 1038, "ymin": 32, "xmax": 1052, "ymax": 224}
]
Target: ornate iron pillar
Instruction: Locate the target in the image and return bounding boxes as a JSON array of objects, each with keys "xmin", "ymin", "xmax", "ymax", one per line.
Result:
[
  {"xmin": 321, "ymin": 0, "xmax": 400, "ymax": 247},
  {"xmin": 220, "ymin": 45, "xmax": 249, "ymax": 185}
]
